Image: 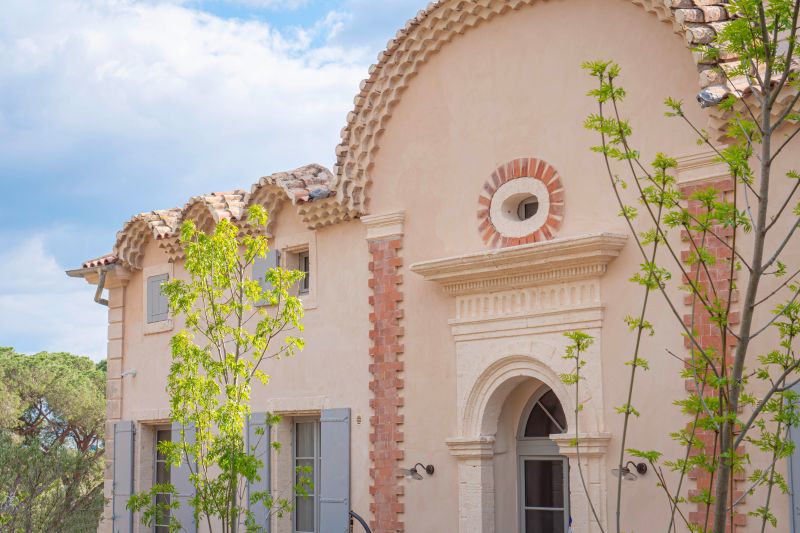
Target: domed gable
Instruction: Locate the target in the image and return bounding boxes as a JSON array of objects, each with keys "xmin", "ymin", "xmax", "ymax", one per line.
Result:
[
  {"xmin": 331, "ymin": 0, "xmax": 736, "ymax": 217},
  {"xmin": 96, "ymin": 1, "xmax": 749, "ymax": 271}
]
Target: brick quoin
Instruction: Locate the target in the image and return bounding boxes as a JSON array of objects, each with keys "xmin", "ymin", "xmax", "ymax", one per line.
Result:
[
  {"xmin": 368, "ymin": 236, "xmax": 405, "ymax": 533},
  {"xmin": 680, "ymin": 177, "xmax": 745, "ymax": 531}
]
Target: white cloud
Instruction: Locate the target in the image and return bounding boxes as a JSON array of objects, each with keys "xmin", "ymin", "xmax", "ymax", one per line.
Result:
[
  {"xmin": 0, "ymin": 235, "xmax": 107, "ymax": 360},
  {"xmin": 0, "ymin": 0, "xmax": 405, "ymax": 358},
  {"xmin": 216, "ymin": 0, "xmax": 310, "ymax": 9},
  {"xmin": 0, "ymin": 0, "xmax": 370, "ymax": 199}
]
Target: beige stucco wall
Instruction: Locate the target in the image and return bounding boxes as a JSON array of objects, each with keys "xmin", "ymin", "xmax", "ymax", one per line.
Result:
[
  {"xmin": 115, "ymin": 210, "xmax": 375, "ymax": 532},
  {"xmin": 366, "ymin": 1, "xmax": 704, "ymax": 531},
  {"xmin": 101, "ymin": 1, "xmax": 800, "ymax": 532}
]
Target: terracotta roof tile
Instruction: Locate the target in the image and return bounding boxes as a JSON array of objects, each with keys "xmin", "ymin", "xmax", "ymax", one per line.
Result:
[
  {"xmin": 82, "ymin": 254, "xmax": 118, "ymax": 269},
  {"xmin": 102, "ymin": 164, "xmax": 338, "ymax": 270}
]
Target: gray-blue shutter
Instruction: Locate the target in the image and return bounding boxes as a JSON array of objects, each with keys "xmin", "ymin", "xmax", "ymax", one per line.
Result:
[
  {"xmin": 320, "ymin": 408, "xmax": 350, "ymax": 533},
  {"xmin": 147, "ymin": 274, "xmax": 169, "ymax": 323},
  {"xmin": 253, "ymin": 251, "xmax": 280, "ymax": 300},
  {"xmin": 247, "ymin": 412, "xmax": 271, "ymax": 531},
  {"xmin": 112, "ymin": 420, "xmax": 135, "ymax": 533},
  {"xmin": 791, "ymin": 382, "xmax": 800, "ymax": 532},
  {"xmin": 171, "ymin": 422, "xmax": 197, "ymax": 533}
]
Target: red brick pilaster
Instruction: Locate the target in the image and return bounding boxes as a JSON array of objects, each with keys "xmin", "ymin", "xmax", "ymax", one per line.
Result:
[
  {"xmin": 364, "ymin": 213, "xmax": 406, "ymax": 533},
  {"xmin": 680, "ymin": 177, "xmax": 745, "ymax": 531}
]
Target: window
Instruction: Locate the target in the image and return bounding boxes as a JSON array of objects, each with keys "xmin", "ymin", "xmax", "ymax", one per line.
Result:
[
  {"xmin": 516, "ymin": 195, "xmax": 540, "ymax": 220},
  {"xmin": 283, "ymin": 247, "xmax": 310, "ymax": 296},
  {"xmin": 298, "ymin": 251, "xmax": 310, "ymax": 294},
  {"xmin": 520, "ymin": 458, "xmax": 568, "ymax": 533},
  {"xmin": 523, "ymin": 390, "xmax": 567, "ymax": 437},
  {"xmin": 147, "ymin": 274, "xmax": 169, "ymax": 323},
  {"xmin": 154, "ymin": 428, "xmax": 172, "ymax": 533},
  {"xmin": 487, "ymin": 176, "xmax": 553, "ymax": 239},
  {"xmin": 294, "ymin": 419, "xmax": 320, "ymax": 533},
  {"xmin": 517, "ymin": 387, "xmax": 569, "ymax": 533}
]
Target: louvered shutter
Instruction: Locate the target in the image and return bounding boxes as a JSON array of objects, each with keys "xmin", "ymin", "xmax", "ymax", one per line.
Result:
[
  {"xmin": 320, "ymin": 408, "xmax": 350, "ymax": 533},
  {"xmin": 247, "ymin": 412, "xmax": 271, "ymax": 530},
  {"xmin": 253, "ymin": 250, "xmax": 280, "ymax": 301},
  {"xmin": 171, "ymin": 422, "xmax": 197, "ymax": 533},
  {"xmin": 791, "ymin": 383, "xmax": 800, "ymax": 532},
  {"xmin": 112, "ymin": 421, "xmax": 135, "ymax": 533},
  {"xmin": 147, "ymin": 274, "xmax": 169, "ymax": 323}
]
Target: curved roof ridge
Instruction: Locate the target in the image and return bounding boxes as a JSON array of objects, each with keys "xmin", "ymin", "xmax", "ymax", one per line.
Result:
[{"xmin": 108, "ymin": 164, "xmax": 335, "ymax": 269}]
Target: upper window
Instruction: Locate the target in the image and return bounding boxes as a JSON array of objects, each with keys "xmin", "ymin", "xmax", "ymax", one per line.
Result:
[
  {"xmin": 283, "ymin": 246, "xmax": 311, "ymax": 297},
  {"xmin": 523, "ymin": 389, "xmax": 567, "ymax": 438},
  {"xmin": 147, "ymin": 274, "xmax": 169, "ymax": 323},
  {"xmin": 297, "ymin": 251, "xmax": 310, "ymax": 294}
]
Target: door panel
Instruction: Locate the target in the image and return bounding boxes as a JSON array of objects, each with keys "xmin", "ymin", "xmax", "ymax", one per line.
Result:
[{"xmin": 519, "ymin": 457, "xmax": 568, "ymax": 533}]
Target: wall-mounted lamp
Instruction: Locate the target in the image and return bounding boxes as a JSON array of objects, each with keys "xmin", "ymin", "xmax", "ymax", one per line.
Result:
[
  {"xmin": 120, "ymin": 369, "xmax": 137, "ymax": 378},
  {"xmin": 611, "ymin": 461, "xmax": 647, "ymax": 481},
  {"xmin": 400, "ymin": 463, "xmax": 435, "ymax": 481}
]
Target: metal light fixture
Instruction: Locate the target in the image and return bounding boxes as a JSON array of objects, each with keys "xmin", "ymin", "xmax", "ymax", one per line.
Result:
[
  {"xmin": 400, "ymin": 463, "xmax": 435, "ymax": 480},
  {"xmin": 120, "ymin": 369, "xmax": 137, "ymax": 378},
  {"xmin": 611, "ymin": 461, "xmax": 647, "ymax": 481}
]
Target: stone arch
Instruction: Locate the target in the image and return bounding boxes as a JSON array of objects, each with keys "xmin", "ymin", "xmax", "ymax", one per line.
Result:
[
  {"xmin": 332, "ymin": 0, "xmax": 730, "ymax": 216},
  {"xmin": 462, "ymin": 354, "xmax": 598, "ymax": 439}
]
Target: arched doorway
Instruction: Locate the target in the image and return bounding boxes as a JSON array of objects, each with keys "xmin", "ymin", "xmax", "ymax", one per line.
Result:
[{"xmin": 517, "ymin": 387, "xmax": 569, "ymax": 533}]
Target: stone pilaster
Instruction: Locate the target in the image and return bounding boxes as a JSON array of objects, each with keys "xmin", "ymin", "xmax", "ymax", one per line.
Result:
[
  {"xmin": 99, "ymin": 275, "xmax": 128, "ymax": 533},
  {"xmin": 446, "ymin": 437, "xmax": 496, "ymax": 533},
  {"xmin": 551, "ymin": 433, "xmax": 612, "ymax": 533}
]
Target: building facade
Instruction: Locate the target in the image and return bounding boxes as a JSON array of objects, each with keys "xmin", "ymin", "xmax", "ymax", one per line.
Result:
[{"xmin": 68, "ymin": 1, "xmax": 800, "ymax": 532}]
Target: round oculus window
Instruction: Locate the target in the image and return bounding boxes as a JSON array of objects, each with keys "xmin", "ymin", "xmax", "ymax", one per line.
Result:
[
  {"xmin": 490, "ymin": 178, "xmax": 551, "ymax": 238},
  {"xmin": 477, "ymin": 158, "xmax": 564, "ymax": 247}
]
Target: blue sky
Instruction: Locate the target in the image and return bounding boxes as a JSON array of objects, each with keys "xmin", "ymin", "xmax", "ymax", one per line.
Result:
[{"xmin": 0, "ymin": 0, "xmax": 425, "ymax": 359}]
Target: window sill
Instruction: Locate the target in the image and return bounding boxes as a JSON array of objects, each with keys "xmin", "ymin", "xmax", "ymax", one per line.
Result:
[{"xmin": 144, "ymin": 319, "xmax": 173, "ymax": 336}]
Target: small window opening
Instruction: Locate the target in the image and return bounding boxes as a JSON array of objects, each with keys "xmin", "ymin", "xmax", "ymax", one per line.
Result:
[
  {"xmin": 298, "ymin": 251, "xmax": 310, "ymax": 294},
  {"xmin": 517, "ymin": 195, "xmax": 539, "ymax": 221}
]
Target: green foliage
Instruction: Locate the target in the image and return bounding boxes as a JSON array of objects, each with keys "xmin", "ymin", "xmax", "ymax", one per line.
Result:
[
  {"xmin": 577, "ymin": 3, "xmax": 800, "ymax": 531},
  {"xmin": 127, "ymin": 205, "xmax": 310, "ymax": 533},
  {"xmin": 0, "ymin": 348, "xmax": 106, "ymax": 532}
]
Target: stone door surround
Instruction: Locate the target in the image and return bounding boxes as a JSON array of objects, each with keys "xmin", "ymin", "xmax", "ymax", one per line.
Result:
[{"xmin": 411, "ymin": 232, "xmax": 626, "ymax": 533}]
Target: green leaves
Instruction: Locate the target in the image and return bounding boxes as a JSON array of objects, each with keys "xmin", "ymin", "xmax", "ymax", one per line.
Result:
[
  {"xmin": 0, "ymin": 349, "xmax": 106, "ymax": 532},
  {"xmin": 130, "ymin": 207, "xmax": 307, "ymax": 532}
]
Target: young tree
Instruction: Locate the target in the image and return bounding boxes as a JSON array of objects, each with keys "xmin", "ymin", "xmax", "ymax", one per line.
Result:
[
  {"xmin": 128, "ymin": 205, "xmax": 310, "ymax": 533},
  {"xmin": 561, "ymin": 1, "xmax": 800, "ymax": 532},
  {"xmin": 0, "ymin": 348, "xmax": 106, "ymax": 533}
]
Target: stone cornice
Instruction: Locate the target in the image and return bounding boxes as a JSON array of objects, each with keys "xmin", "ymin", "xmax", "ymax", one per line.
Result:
[
  {"xmin": 550, "ymin": 432, "xmax": 612, "ymax": 457},
  {"xmin": 410, "ymin": 232, "xmax": 627, "ymax": 296},
  {"xmin": 361, "ymin": 211, "xmax": 406, "ymax": 241},
  {"xmin": 675, "ymin": 150, "xmax": 730, "ymax": 186},
  {"xmin": 446, "ymin": 436, "xmax": 496, "ymax": 459}
]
